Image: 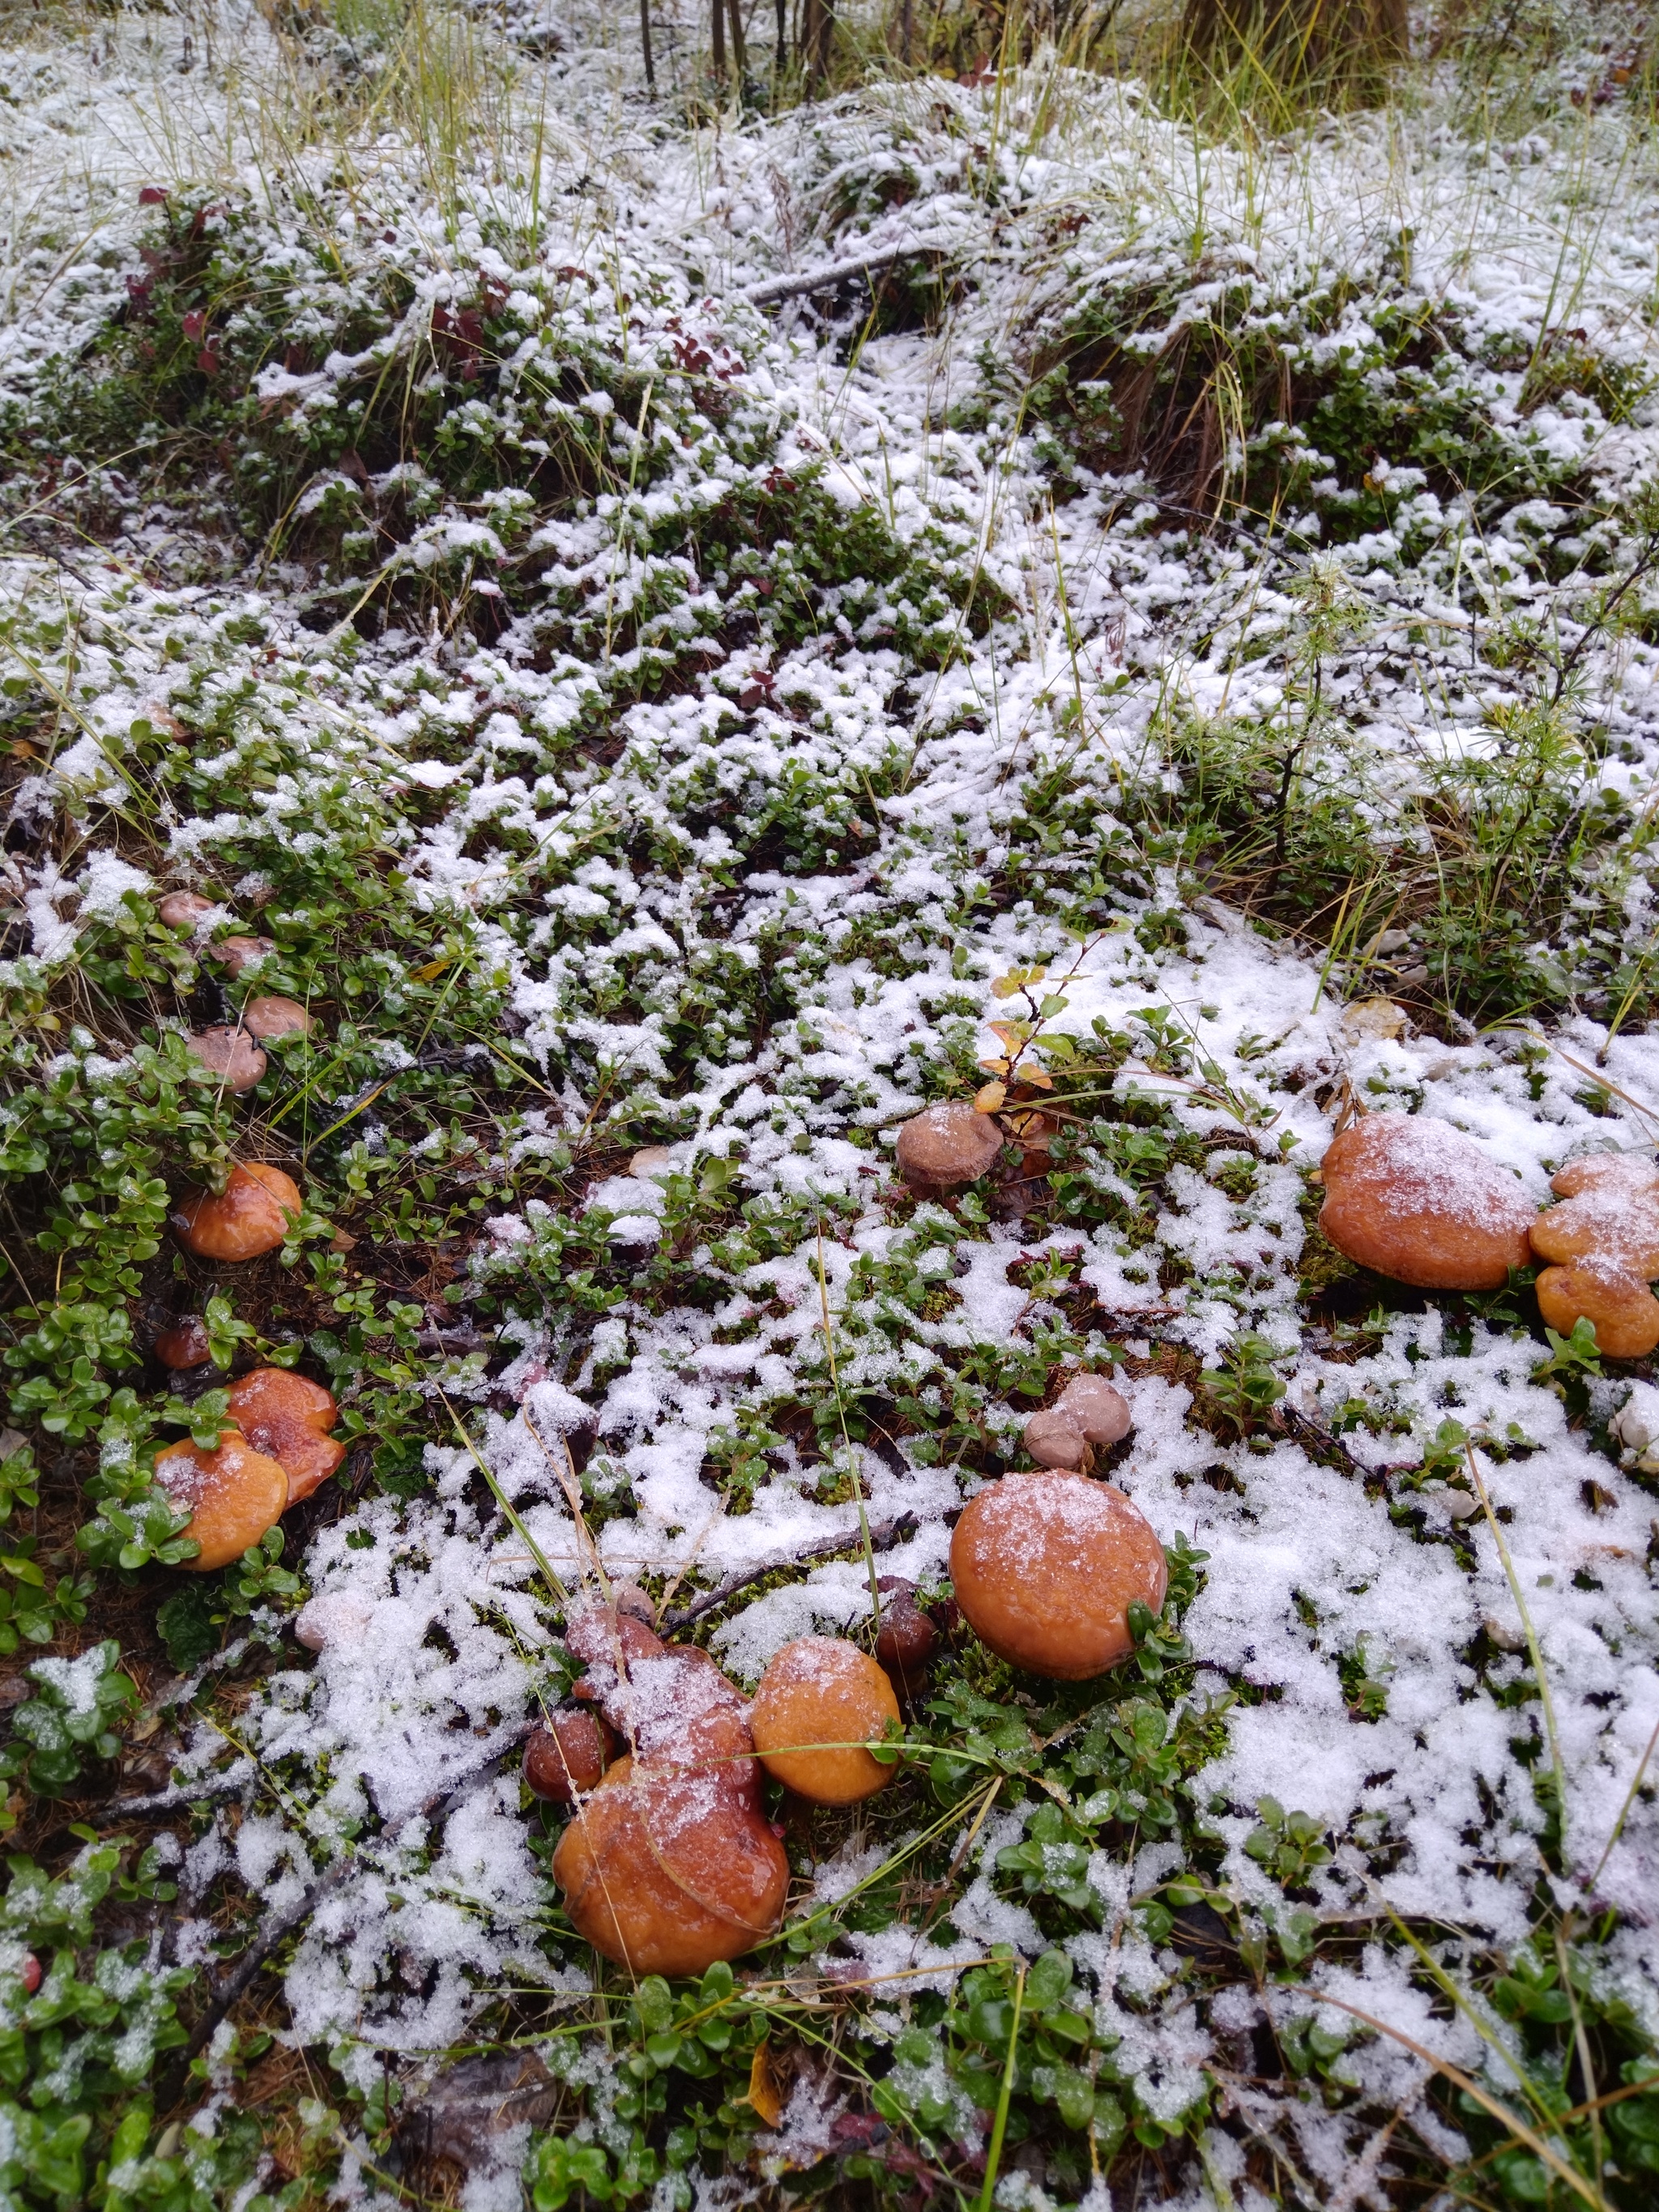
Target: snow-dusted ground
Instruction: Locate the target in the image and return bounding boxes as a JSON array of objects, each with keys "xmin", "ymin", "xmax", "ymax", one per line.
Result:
[{"xmin": 6, "ymin": 6, "xmax": 1659, "ymax": 2203}]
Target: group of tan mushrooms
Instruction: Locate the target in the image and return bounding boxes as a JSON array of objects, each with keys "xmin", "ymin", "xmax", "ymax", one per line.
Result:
[{"xmin": 147, "ymin": 986, "xmax": 1657, "ymax": 1972}]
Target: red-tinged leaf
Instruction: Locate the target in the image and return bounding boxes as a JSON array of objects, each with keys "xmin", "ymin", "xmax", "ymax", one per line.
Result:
[
  {"xmin": 198, "ymin": 347, "xmax": 220, "ymax": 377},
  {"xmin": 181, "ymin": 309, "xmax": 206, "ymax": 342},
  {"xmin": 138, "ymin": 185, "xmax": 168, "ymax": 206},
  {"xmin": 738, "ymin": 684, "xmax": 765, "ymax": 713}
]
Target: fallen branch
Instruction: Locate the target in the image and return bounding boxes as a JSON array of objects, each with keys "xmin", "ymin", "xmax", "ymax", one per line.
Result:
[
  {"xmin": 744, "ymin": 241, "xmax": 953, "ymax": 307},
  {"xmin": 664, "ymin": 1511, "xmax": 919, "ymax": 1629}
]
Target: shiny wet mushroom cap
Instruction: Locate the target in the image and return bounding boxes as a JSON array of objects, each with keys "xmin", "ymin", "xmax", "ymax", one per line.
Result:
[
  {"xmin": 227, "ymin": 1367, "xmax": 343, "ymax": 1502},
  {"xmin": 893, "ymin": 1102, "xmax": 1003, "ymax": 1189},
  {"xmin": 749, "ymin": 1635, "xmax": 901, "ymax": 1805},
  {"xmin": 1022, "ymin": 1407, "xmax": 1092, "ymax": 1471},
  {"xmin": 1318, "ymin": 1112, "xmax": 1534, "ymax": 1290},
  {"xmin": 1550, "ymin": 1152, "xmax": 1659, "ymax": 1199},
  {"xmin": 949, "ymin": 1471, "xmax": 1168, "ymax": 1680},
  {"xmin": 239, "ymin": 995, "xmax": 313, "ymax": 1042},
  {"xmin": 1052, "ymin": 1372, "xmax": 1132, "ymax": 1447},
  {"xmin": 171, "ymin": 1162, "xmax": 301, "ymax": 1262},
  {"xmin": 156, "ymin": 1432, "xmax": 289, "ymax": 1571},
  {"xmin": 182, "ymin": 1025, "xmax": 267, "ymax": 1093},
  {"xmin": 153, "ymin": 1315, "xmax": 212, "ymax": 1370},
  {"xmin": 523, "ymin": 1710, "xmax": 614, "ymax": 1801},
  {"xmin": 873, "ymin": 1578, "xmax": 937, "ymax": 1703}
]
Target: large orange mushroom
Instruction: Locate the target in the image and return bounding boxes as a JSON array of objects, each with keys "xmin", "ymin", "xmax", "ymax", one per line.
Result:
[
  {"xmin": 950, "ymin": 1472, "xmax": 1167, "ymax": 1680},
  {"xmin": 156, "ymin": 1433, "xmax": 288, "ymax": 1571},
  {"xmin": 1318, "ymin": 1112, "xmax": 1533, "ymax": 1290},
  {"xmin": 749, "ymin": 1635, "xmax": 901, "ymax": 1805},
  {"xmin": 549, "ymin": 1606, "xmax": 788, "ymax": 1976},
  {"xmin": 171, "ymin": 1164, "xmax": 301, "ymax": 1262},
  {"xmin": 227, "ymin": 1368, "xmax": 343, "ymax": 1502}
]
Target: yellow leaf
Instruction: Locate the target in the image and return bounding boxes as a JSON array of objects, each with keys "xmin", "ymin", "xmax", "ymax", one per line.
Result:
[
  {"xmin": 988, "ymin": 1020, "xmax": 1028, "ymax": 1049},
  {"xmin": 978, "ymin": 1056, "xmax": 1009, "ymax": 1076},
  {"xmin": 411, "ymin": 958, "xmax": 450, "ymax": 982},
  {"xmin": 747, "ymin": 2039, "xmax": 785, "ymax": 2129},
  {"xmin": 975, "ymin": 1081, "xmax": 1007, "ymax": 1114},
  {"xmin": 991, "ymin": 975, "xmax": 1019, "ymax": 999},
  {"xmin": 1021, "ymin": 1068, "xmax": 1055, "ymax": 1090}
]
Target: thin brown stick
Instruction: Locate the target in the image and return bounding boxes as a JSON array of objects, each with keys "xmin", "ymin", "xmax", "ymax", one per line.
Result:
[{"xmin": 663, "ymin": 1510, "xmax": 919, "ymax": 1629}]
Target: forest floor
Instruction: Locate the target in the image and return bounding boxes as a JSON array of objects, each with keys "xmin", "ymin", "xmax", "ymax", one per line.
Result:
[{"xmin": 3, "ymin": 5, "xmax": 1659, "ymax": 2209}]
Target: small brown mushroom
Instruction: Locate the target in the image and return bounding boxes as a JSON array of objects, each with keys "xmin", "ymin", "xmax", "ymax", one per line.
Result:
[
  {"xmin": 949, "ymin": 1471, "xmax": 1167, "ymax": 1680},
  {"xmin": 1054, "ymin": 1372, "xmax": 1132, "ymax": 1447},
  {"xmin": 1023, "ymin": 1408, "xmax": 1092, "ymax": 1471},
  {"xmin": 227, "ymin": 1367, "xmax": 343, "ymax": 1502},
  {"xmin": 154, "ymin": 1315, "xmax": 212, "ymax": 1370},
  {"xmin": 158, "ymin": 891, "xmax": 216, "ymax": 929},
  {"xmin": 873, "ymin": 1576, "xmax": 937, "ymax": 1706},
  {"xmin": 182, "ymin": 1025, "xmax": 267, "ymax": 1093},
  {"xmin": 1319, "ymin": 1112, "xmax": 1534, "ymax": 1290},
  {"xmin": 171, "ymin": 1163, "xmax": 301, "ymax": 1262},
  {"xmin": 523, "ymin": 1710, "xmax": 614, "ymax": 1801},
  {"xmin": 749, "ymin": 1635, "xmax": 902, "ymax": 1805},
  {"xmin": 1536, "ymin": 1261, "xmax": 1659, "ymax": 1359},
  {"xmin": 1529, "ymin": 1185, "xmax": 1659, "ymax": 1280},
  {"xmin": 208, "ymin": 933, "xmax": 276, "ymax": 978},
  {"xmin": 1550, "ymin": 1152, "xmax": 1659, "ymax": 1199},
  {"xmin": 894, "ymin": 1102, "xmax": 1003, "ymax": 1190},
  {"xmin": 239, "ymin": 995, "xmax": 313, "ymax": 1042},
  {"xmin": 156, "ymin": 1433, "xmax": 289, "ymax": 1571}
]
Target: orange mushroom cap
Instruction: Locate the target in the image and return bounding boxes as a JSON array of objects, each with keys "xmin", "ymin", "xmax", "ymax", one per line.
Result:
[
  {"xmin": 551, "ymin": 1757, "xmax": 789, "ymax": 1976},
  {"xmin": 171, "ymin": 1163, "xmax": 301, "ymax": 1262},
  {"xmin": 749, "ymin": 1636, "xmax": 901, "ymax": 1805},
  {"xmin": 154, "ymin": 1316, "xmax": 212, "ymax": 1370},
  {"xmin": 1529, "ymin": 1184, "xmax": 1659, "ymax": 1280},
  {"xmin": 1550, "ymin": 1152, "xmax": 1659, "ymax": 1199},
  {"xmin": 156, "ymin": 1433, "xmax": 288, "ymax": 1571},
  {"xmin": 1536, "ymin": 1261, "xmax": 1659, "ymax": 1359},
  {"xmin": 228, "ymin": 1367, "xmax": 343, "ymax": 1502},
  {"xmin": 208, "ymin": 934, "xmax": 275, "ymax": 978},
  {"xmin": 1318, "ymin": 1112, "xmax": 1533, "ymax": 1290},
  {"xmin": 950, "ymin": 1472, "xmax": 1167, "ymax": 1681},
  {"xmin": 523, "ymin": 1711, "xmax": 614, "ymax": 1801}
]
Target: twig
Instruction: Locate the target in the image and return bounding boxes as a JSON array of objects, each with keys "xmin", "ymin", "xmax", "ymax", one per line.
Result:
[
  {"xmin": 663, "ymin": 1511, "xmax": 919, "ymax": 1630},
  {"xmin": 744, "ymin": 239, "xmax": 953, "ymax": 306}
]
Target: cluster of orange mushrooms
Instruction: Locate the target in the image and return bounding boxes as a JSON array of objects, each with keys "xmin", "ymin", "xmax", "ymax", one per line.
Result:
[
  {"xmin": 158, "ymin": 888, "xmax": 313, "ymax": 1093},
  {"xmin": 152, "ymin": 1159, "xmax": 345, "ymax": 1566},
  {"xmin": 159, "ymin": 1079, "xmax": 1653, "ymax": 1980},
  {"xmin": 1319, "ymin": 1109, "xmax": 1659, "ymax": 1356}
]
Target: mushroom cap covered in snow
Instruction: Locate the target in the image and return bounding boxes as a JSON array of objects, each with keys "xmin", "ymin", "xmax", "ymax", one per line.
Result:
[
  {"xmin": 1319, "ymin": 1112, "xmax": 1533, "ymax": 1290},
  {"xmin": 893, "ymin": 1102, "xmax": 1003, "ymax": 1188},
  {"xmin": 950, "ymin": 1472, "xmax": 1167, "ymax": 1680}
]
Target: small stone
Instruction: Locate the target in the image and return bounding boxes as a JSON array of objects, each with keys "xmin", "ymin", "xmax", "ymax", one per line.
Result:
[
  {"xmin": 629, "ymin": 1146, "xmax": 673, "ymax": 1178},
  {"xmin": 1341, "ymin": 997, "xmax": 1407, "ymax": 1042},
  {"xmin": 182, "ymin": 1025, "xmax": 267, "ymax": 1093},
  {"xmin": 1483, "ymin": 1615, "xmax": 1527, "ymax": 1654},
  {"xmin": 294, "ymin": 1592, "xmax": 377, "ymax": 1651},
  {"xmin": 1443, "ymin": 1488, "xmax": 1481, "ymax": 1521},
  {"xmin": 894, "ymin": 1102, "xmax": 1003, "ymax": 1189}
]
